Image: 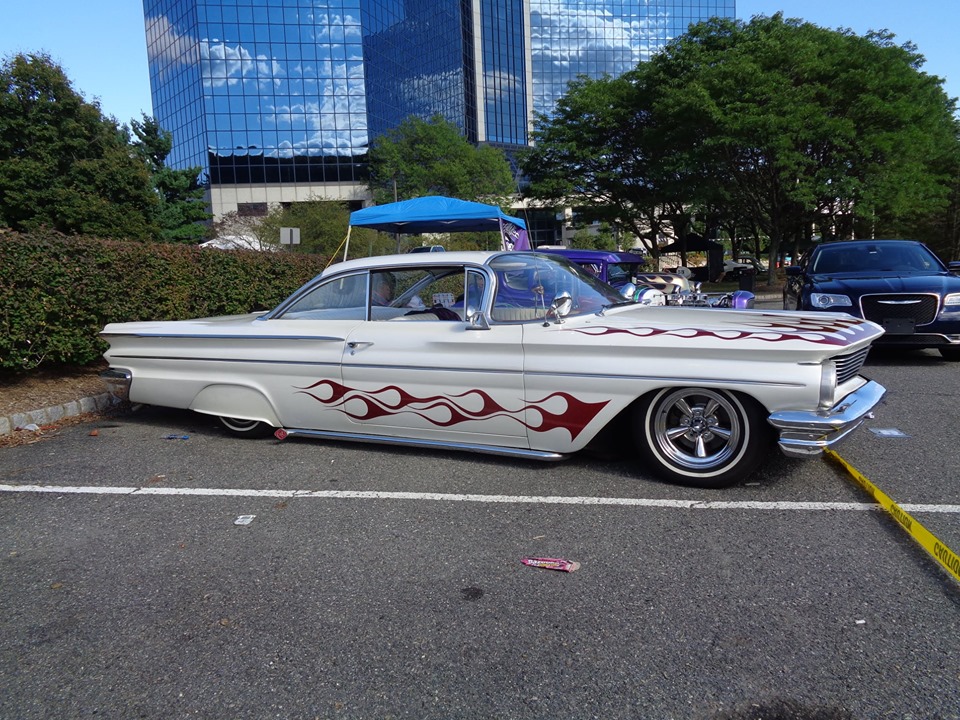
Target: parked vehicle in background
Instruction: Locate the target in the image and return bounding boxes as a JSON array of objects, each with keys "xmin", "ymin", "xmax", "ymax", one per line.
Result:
[
  {"xmin": 536, "ymin": 248, "xmax": 754, "ymax": 308},
  {"xmin": 535, "ymin": 248, "xmax": 646, "ymax": 289},
  {"xmin": 620, "ymin": 275, "xmax": 756, "ymax": 309},
  {"xmin": 408, "ymin": 245, "xmax": 446, "ymax": 253},
  {"xmin": 101, "ymin": 250, "xmax": 885, "ymax": 489},
  {"xmin": 783, "ymin": 239, "xmax": 960, "ymax": 360},
  {"xmin": 723, "ymin": 255, "xmax": 767, "ymax": 279}
]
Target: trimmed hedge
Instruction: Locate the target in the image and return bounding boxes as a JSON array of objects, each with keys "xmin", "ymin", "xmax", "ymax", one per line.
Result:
[{"xmin": 0, "ymin": 230, "xmax": 329, "ymax": 371}]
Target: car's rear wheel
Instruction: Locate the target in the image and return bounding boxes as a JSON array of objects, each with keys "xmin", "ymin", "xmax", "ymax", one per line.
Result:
[
  {"xmin": 217, "ymin": 415, "xmax": 274, "ymax": 438},
  {"xmin": 634, "ymin": 388, "xmax": 771, "ymax": 488},
  {"xmin": 939, "ymin": 346, "xmax": 960, "ymax": 361}
]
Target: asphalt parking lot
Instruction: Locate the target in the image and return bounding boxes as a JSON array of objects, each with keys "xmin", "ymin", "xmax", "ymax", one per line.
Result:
[{"xmin": 1, "ymin": 344, "xmax": 958, "ymax": 719}]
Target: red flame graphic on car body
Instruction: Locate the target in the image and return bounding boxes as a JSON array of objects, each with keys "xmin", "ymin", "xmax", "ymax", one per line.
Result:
[
  {"xmin": 572, "ymin": 314, "xmax": 867, "ymax": 347},
  {"xmin": 295, "ymin": 380, "xmax": 607, "ymax": 441}
]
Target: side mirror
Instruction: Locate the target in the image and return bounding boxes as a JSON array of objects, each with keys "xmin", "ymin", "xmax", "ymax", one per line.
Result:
[
  {"xmin": 550, "ymin": 292, "xmax": 574, "ymax": 318},
  {"xmin": 620, "ymin": 282, "xmax": 638, "ymax": 300},
  {"xmin": 785, "ymin": 265, "xmax": 803, "ymax": 277},
  {"xmin": 469, "ymin": 312, "xmax": 491, "ymax": 330}
]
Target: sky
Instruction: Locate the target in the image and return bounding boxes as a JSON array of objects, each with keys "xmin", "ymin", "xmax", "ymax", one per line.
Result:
[{"xmin": 1, "ymin": 0, "xmax": 958, "ymax": 128}]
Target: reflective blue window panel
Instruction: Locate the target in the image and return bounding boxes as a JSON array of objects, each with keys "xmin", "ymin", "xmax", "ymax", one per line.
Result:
[
  {"xmin": 528, "ymin": 0, "xmax": 735, "ymax": 117},
  {"xmin": 143, "ymin": 0, "xmax": 735, "ymax": 181},
  {"xmin": 360, "ymin": 0, "xmax": 469, "ymax": 141}
]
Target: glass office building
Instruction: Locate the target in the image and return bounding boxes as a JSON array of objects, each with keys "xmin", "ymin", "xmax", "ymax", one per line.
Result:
[{"xmin": 143, "ymin": 0, "xmax": 734, "ymax": 217}]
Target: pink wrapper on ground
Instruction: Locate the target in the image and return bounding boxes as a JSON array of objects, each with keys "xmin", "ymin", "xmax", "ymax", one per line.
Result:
[{"xmin": 520, "ymin": 557, "xmax": 581, "ymax": 572}]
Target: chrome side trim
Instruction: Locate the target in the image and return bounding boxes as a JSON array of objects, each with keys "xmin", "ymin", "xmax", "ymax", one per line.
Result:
[
  {"xmin": 334, "ymin": 365, "xmax": 806, "ymax": 388},
  {"xmin": 767, "ymin": 380, "xmax": 886, "ymax": 458},
  {"xmin": 101, "ymin": 353, "xmax": 807, "ymax": 388},
  {"xmin": 105, "ymin": 355, "xmax": 341, "ymax": 368},
  {"xmin": 516, "ymin": 370, "xmax": 806, "ymax": 389},
  {"xmin": 278, "ymin": 428, "xmax": 567, "ymax": 461},
  {"xmin": 100, "ymin": 333, "xmax": 345, "ymax": 341}
]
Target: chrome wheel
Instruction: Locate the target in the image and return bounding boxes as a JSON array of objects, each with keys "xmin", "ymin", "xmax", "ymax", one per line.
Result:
[
  {"xmin": 217, "ymin": 415, "xmax": 273, "ymax": 438},
  {"xmin": 636, "ymin": 388, "xmax": 769, "ymax": 488}
]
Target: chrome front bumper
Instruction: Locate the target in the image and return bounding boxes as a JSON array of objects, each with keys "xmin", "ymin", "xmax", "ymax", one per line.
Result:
[
  {"xmin": 767, "ymin": 380, "xmax": 886, "ymax": 458},
  {"xmin": 99, "ymin": 368, "xmax": 132, "ymax": 401}
]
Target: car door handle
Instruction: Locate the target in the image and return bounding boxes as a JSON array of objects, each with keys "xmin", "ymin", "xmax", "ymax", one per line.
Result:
[{"xmin": 347, "ymin": 340, "xmax": 373, "ymax": 354}]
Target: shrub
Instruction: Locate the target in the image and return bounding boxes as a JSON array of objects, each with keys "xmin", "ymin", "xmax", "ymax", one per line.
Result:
[{"xmin": 0, "ymin": 229, "xmax": 328, "ymax": 371}]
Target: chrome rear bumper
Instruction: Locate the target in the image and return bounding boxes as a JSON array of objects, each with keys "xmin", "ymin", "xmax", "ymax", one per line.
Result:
[
  {"xmin": 767, "ymin": 380, "xmax": 886, "ymax": 458},
  {"xmin": 99, "ymin": 368, "xmax": 132, "ymax": 401}
]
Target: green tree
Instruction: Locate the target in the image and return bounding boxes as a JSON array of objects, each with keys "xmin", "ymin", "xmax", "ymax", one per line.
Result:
[
  {"xmin": 521, "ymin": 72, "xmax": 685, "ymax": 257},
  {"xmin": 209, "ymin": 210, "xmax": 280, "ymax": 252},
  {"xmin": 0, "ymin": 53, "xmax": 158, "ymax": 239},
  {"xmin": 522, "ymin": 16, "xmax": 960, "ymax": 278},
  {"xmin": 367, "ymin": 114, "xmax": 516, "ymax": 205},
  {"xmin": 943, "ymin": 162, "xmax": 960, "ymax": 261},
  {"xmin": 648, "ymin": 15, "xmax": 959, "ymax": 280},
  {"xmin": 444, "ymin": 231, "xmax": 502, "ymax": 251},
  {"xmin": 570, "ymin": 223, "xmax": 618, "ymax": 251},
  {"xmin": 131, "ymin": 114, "xmax": 211, "ymax": 243},
  {"xmin": 219, "ymin": 199, "xmax": 384, "ymax": 259}
]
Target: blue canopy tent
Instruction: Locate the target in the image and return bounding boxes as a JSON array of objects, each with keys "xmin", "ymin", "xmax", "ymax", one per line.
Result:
[{"xmin": 349, "ymin": 196, "xmax": 526, "ymax": 234}]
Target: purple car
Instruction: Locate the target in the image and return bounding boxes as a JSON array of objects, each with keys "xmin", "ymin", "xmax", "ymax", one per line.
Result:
[{"xmin": 535, "ymin": 248, "xmax": 647, "ymax": 289}]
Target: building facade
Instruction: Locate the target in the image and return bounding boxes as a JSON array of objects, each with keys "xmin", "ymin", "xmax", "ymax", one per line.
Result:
[{"xmin": 143, "ymin": 0, "xmax": 735, "ymax": 219}]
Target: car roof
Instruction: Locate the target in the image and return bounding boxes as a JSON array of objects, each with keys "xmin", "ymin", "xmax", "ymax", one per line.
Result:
[
  {"xmin": 814, "ymin": 239, "xmax": 922, "ymax": 250},
  {"xmin": 536, "ymin": 248, "xmax": 646, "ymax": 263},
  {"xmin": 321, "ymin": 250, "xmax": 549, "ymax": 277}
]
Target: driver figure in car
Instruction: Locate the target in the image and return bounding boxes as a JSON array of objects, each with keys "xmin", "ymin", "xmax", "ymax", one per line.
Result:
[{"xmin": 371, "ymin": 272, "xmax": 396, "ymax": 306}]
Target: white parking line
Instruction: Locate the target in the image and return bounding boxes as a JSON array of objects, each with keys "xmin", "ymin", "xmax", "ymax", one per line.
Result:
[{"xmin": 2, "ymin": 484, "xmax": 959, "ymax": 513}]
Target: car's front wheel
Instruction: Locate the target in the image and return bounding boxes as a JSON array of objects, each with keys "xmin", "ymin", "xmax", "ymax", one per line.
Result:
[
  {"xmin": 634, "ymin": 388, "xmax": 771, "ymax": 488},
  {"xmin": 217, "ymin": 415, "xmax": 274, "ymax": 438}
]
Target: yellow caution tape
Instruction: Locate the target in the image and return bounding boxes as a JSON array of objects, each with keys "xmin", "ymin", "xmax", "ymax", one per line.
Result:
[{"xmin": 826, "ymin": 449, "xmax": 960, "ymax": 584}]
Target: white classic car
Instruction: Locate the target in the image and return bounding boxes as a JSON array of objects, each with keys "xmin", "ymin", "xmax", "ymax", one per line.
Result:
[{"xmin": 101, "ymin": 251, "xmax": 886, "ymax": 488}]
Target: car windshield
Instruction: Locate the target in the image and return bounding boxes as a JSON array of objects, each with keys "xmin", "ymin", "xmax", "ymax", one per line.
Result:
[
  {"xmin": 490, "ymin": 253, "xmax": 624, "ymax": 321},
  {"xmin": 811, "ymin": 243, "xmax": 943, "ymax": 275}
]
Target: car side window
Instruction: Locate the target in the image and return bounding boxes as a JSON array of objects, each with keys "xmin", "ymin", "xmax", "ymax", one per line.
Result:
[
  {"xmin": 279, "ymin": 273, "xmax": 367, "ymax": 320},
  {"xmin": 378, "ymin": 267, "xmax": 469, "ymax": 321}
]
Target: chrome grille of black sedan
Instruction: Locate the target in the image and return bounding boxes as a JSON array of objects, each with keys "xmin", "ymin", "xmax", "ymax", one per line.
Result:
[
  {"xmin": 833, "ymin": 346, "xmax": 871, "ymax": 385},
  {"xmin": 859, "ymin": 294, "xmax": 939, "ymax": 326}
]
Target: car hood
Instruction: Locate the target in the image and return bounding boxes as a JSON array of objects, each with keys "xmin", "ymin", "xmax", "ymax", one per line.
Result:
[
  {"xmin": 810, "ymin": 272, "xmax": 960, "ymax": 295},
  {"xmin": 568, "ymin": 305, "xmax": 883, "ymax": 353}
]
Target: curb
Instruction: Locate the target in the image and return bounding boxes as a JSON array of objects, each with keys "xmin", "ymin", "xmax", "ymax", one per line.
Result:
[{"xmin": 1, "ymin": 392, "xmax": 122, "ymax": 437}]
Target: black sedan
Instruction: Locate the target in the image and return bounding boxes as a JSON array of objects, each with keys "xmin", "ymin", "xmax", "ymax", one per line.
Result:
[{"xmin": 783, "ymin": 239, "xmax": 960, "ymax": 360}]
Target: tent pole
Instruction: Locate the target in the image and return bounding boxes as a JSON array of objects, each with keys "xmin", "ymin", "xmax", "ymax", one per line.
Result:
[{"xmin": 342, "ymin": 226, "xmax": 352, "ymax": 262}]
